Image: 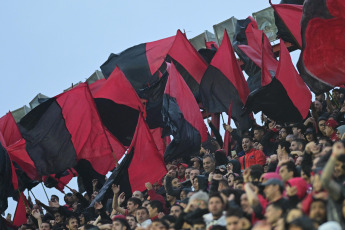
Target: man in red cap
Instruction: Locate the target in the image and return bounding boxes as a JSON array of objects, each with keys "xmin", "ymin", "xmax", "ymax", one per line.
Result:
[{"xmin": 325, "ymin": 119, "xmax": 339, "ymax": 142}]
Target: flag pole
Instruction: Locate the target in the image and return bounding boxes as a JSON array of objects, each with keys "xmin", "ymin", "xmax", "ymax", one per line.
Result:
[
  {"xmin": 220, "ymin": 113, "xmax": 225, "ymax": 124},
  {"xmin": 41, "ymin": 183, "xmax": 49, "ymax": 202},
  {"xmin": 29, "ymin": 190, "xmax": 37, "ymax": 200}
]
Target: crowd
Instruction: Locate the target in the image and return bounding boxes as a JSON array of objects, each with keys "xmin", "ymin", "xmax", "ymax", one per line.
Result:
[{"xmin": 5, "ymin": 89, "xmax": 345, "ymax": 230}]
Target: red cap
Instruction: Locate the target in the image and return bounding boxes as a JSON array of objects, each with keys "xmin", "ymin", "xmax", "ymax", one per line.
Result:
[
  {"xmin": 325, "ymin": 119, "xmax": 338, "ymax": 129},
  {"xmin": 178, "ymin": 163, "xmax": 188, "ymax": 168}
]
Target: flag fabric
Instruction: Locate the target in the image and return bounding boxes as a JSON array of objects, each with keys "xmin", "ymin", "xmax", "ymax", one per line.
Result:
[
  {"xmin": 0, "ymin": 113, "xmax": 39, "ymax": 180},
  {"xmin": 12, "ymin": 192, "xmax": 28, "ymax": 227},
  {"xmin": 167, "ymin": 30, "xmax": 208, "ymax": 99},
  {"xmin": 90, "ymin": 114, "xmax": 167, "ymax": 207},
  {"xmin": 43, "ymin": 169, "xmax": 78, "ymax": 193},
  {"xmin": 163, "ymin": 62, "xmax": 208, "ymax": 162},
  {"xmin": 137, "ymin": 69, "xmax": 169, "ymax": 129},
  {"xmin": 200, "ymin": 30, "xmax": 251, "ymax": 132},
  {"xmin": 100, "ymin": 35, "xmax": 175, "ymax": 90},
  {"xmin": 90, "ymin": 68, "xmax": 143, "ymax": 147},
  {"xmin": 17, "ymin": 83, "xmax": 115, "ymax": 176},
  {"xmin": 244, "ymin": 39, "xmax": 311, "ymax": 122},
  {"xmin": 150, "ymin": 128, "xmax": 167, "ymax": 156},
  {"xmin": 0, "ymin": 142, "xmax": 17, "ymax": 213},
  {"xmin": 270, "ymin": 1, "xmax": 303, "ymax": 47},
  {"xmin": 297, "ymin": 0, "xmax": 345, "ymax": 94}
]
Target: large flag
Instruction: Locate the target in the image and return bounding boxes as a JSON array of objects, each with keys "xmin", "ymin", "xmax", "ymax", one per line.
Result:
[
  {"xmin": 100, "ymin": 35, "xmax": 175, "ymax": 89},
  {"xmin": 244, "ymin": 39, "xmax": 311, "ymax": 122},
  {"xmin": 0, "ymin": 141, "xmax": 18, "ymax": 213},
  {"xmin": 12, "ymin": 192, "xmax": 28, "ymax": 227},
  {"xmin": 163, "ymin": 62, "xmax": 208, "ymax": 162},
  {"xmin": 17, "ymin": 83, "xmax": 115, "ymax": 176},
  {"xmin": 167, "ymin": 30, "xmax": 208, "ymax": 99},
  {"xmin": 270, "ymin": 1, "xmax": 303, "ymax": 47},
  {"xmin": 91, "ymin": 67, "xmax": 144, "ymax": 147},
  {"xmin": 200, "ymin": 30, "xmax": 251, "ymax": 132},
  {"xmin": 0, "ymin": 113, "xmax": 39, "ymax": 180},
  {"xmin": 43, "ymin": 169, "xmax": 77, "ymax": 193},
  {"xmin": 297, "ymin": 0, "xmax": 345, "ymax": 94},
  {"xmin": 90, "ymin": 114, "xmax": 167, "ymax": 207}
]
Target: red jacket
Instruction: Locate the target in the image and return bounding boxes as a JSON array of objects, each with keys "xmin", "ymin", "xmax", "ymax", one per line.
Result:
[{"xmin": 239, "ymin": 149, "xmax": 266, "ymax": 170}]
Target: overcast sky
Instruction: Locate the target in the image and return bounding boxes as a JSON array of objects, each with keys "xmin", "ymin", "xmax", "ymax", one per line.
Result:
[{"xmin": 1, "ymin": 0, "xmax": 302, "ymax": 216}]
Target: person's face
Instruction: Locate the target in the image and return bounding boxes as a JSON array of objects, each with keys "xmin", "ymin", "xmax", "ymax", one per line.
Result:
[
  {"xmin": 153, "ymin": 182, "xmax": 161, "ymax": 191},
  {"xmin": 142, "ymin": 200, "xmax": 150, "ymax": 209},
  {"xmin": 264, "ymin": 184, "xmax": 278, "ymax": 201},
  {"xmin": 309, "ymin": 201, "xmax": 326, "ymax": 223},
  {"xmin": 325, "ymin": 125, "xmax": 333, "ymax": 137},
  {"xmin": 318, "ymin": 120, "xmax": 326, "ymax": 134},
  {"xmin": 242, "ymin": 138, "xmax": 252, "ymax": 152},
  {"xmin": 147, "ymin": 204, "xmax": 156, "ymax": 218},
  {"xmin": 240, "ymin": 194, "xmax": 250, "ymax": 213},
  {"xmin": 151, "ymin": 221, "xmax": 167, "ymax": 230},
  {"xmin": 166, "ymin": 194, "xmax": 175, "ymax": 202},
  {"xmin": 290, "ymin": 141, "xmax": 298, "ymax": 151},
  {"xmin": 51, "ymin": 196, "xmax": 58, "ymax": 203},
  {"xmin": 295, "ymin": 157, "xmax": 303, "ymax": 166},
  {"xmin": 190, "ymin": 169, "xmax": 200, "ymax": 181},
  {"xmin": 79, "ymin": 214, "xmax": 85, "ymax": 226},
  {"xmin": 334, "ymin": 160, "xmax": 345, "ymax": 178},
  {"xmin": 193, "ymin": 177, "xmax": 199, "ymax": 191},
  {"xmin": 112, "ymin": 220, "xmax": 126, "ymax": 230},
  {"xmin": 226, "ymin": 216, "xmax": 241, "ymax": 230},
  {"xmin": 132, "ymin": 191, "xmax": 143, "ymax": 200},
  {"xmin": 172, "ymin": 178, "xmax": 181, "ymax": 188},
  {"xmin": 185, "ymin": 168, "xmax": 192, "ymax": 180},
  {"xmin": 306, "ymin": 133, "xmax": 314, "ymax": 142},
  {"xmin": 265, "ymin": 205, "xmax": 282, "ymax": 225},
  {"xmin": 54, "ymin": 213, "xmax": 63, "ymax": 224},
  {"xmin": 178, "ymin": 165, "xmax": 186, "ymax": 178},
  {"xmin": 253, "ymin": 130, "xmax": 263, "ymax": 142},
  {"xmin": 91, "ymin": 191, "xmax": 98, "ymax": 201},
  {"xmin": 203, "ymin": 157, "xmax": 215, "ymax": 173},
  {"xmin": 314, "ymin": 100, "xmax": 322, "ymax": 112},
  {"xmin": 180, "ymin": 190, "xmax": 187, "ymax": 200},
  {"xmin": 66, "ymin": 218, "xmax": 78, "ymax": 230},
  {"xmin": 127, "ymin": 201, "xmax": 137, "ymax": 214},
  {"xmin": 192, "ymin": 158, "xmax": 200, "ymax": 169},
  {"xmin": 126, "ymin": 216, "xmax": 136, "ymax": 229},
  {"xmin": 208, "ymin": 197, "xmax": 223, "ymax": 217},
  {"xmin": 170, "ymin": 205, "xmax": 182, "ymax": 218},
  {"xmin": 279, "ymin": 165, "xmax": 292, "ymax": 182},
  {"xmin": 279, "ymin": 128, "xmax": 287, "ymax": 140},
  {"xmin": 228, "ymin": 174, "xmax": 235, "ymax": 187},
  {"xmin": 292, "ymin": 127, "xmax": 299, "ymax": 136},
  {"xmin": 226, "ymin": 163, "xmax": 233, "ymax": 172},
  {"xmin": 40, "ymin": 223, "xmax": 51, "ymax": 230},
  {"xmin": 286, "ymin": 209, "xmax": 303, "ymax": 224},
  {"xmin": 136, "ymin": 209, "xmax": 149, "ymax": 223}
]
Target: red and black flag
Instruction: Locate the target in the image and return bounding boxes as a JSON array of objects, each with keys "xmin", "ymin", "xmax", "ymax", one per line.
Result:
[
  {"xmin": 43, "ymin": 168, "xmax": 78, "ymax": 193},
  {"xmin": 0, "ymin": 141, "xmax": 18, "ymax": 213},
  {"xmin": 244, "ymin": 39, "xmax": 311, "ymax": 122},
  {"xmin": 0, "ymin": 113, "xmax": 39, "ymax": 181},
  {"xmin": 17, "ymin": 83, "xmax": 115, "ymax": 177},
  {"xmin": 162, "ymin": 62, "xmax": 208, "ymax": 162},
  {"xmin": 167, "ymin": 30, "xmax": 208, "ymax": 99},
  {"xmin": 100, "ymin": 35, "xmax": 175, "ymax": 89},
  {"xmin": 297, "ymin": 0, "xmax": 345, "ymax": 94},
  {"xmin": 91, "ymin": 67, "xmax": 144, "ymax": 146},
  {"xmin": 270, "ymin": 0, "xmax": 303, "ymax": 47},
  {"xmin": 200, "ymin": 30, "xmax": 251, "ymax": 132},
  {"xmin": 90, "ymin": 113, "xmax": 167, "ymax": 207},
  {"xmin": 12, "ymin": 192, "xmax": 28, "ymax": 227}
]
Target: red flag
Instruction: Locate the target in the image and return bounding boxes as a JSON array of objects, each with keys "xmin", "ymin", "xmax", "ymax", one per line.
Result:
[
  {"xmin": 128, "ymin": 114, "xmax": 167, "ymax": 192},
  {"xmin": 92, "ymin": 67, "xmax": 145, "ymax": 113},
  {"xmin": 13, "ymin": 192, "xmax": 28, "ymax": 227},
  {"xmin": 205, "ymin": 41, "xmax": 218, "ymax": 49},
  {"xmin": 276, "ymin": 39, "xmax": 311, "ymax": 119},
  {"xmin": 0, "ymin": 113, "xmax": 22, "ymax": 147},
  {"xmin": 150, "ymin": 128, "xmax": 166, "ymax": 156},
  {"xmin": 270, "ymin": 1, "xmax": 303, "ymax": 47},
  {"xmin": 261, "ymin": 34, "xmax": 273, "ymax": 86}
]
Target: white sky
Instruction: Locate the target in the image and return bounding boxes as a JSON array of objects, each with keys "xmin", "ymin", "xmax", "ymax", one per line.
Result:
[{"xmin": 1, "ymin": 0, "xmax": 304, "ymax": 217}]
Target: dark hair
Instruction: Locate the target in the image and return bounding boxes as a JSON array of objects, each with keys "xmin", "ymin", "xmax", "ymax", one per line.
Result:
[
  {"xmin": 41, "ymin": 221, "xmax": 52, "ymax": 229},
  {"xmin": 128, "ymin": 197, "xmax": 142, "ymax": 207},
  {"xmin": 161, "ymin": 215, "xmax": 176, "ymax": 224},
  {"xmin": 279, "ymin": 141, "xmax": 291, "ymax": 154},
  {"xmin": 253, "ymin": 126, "xmax": 265, "ymax": 132},
  {"xmin": 149, "ymin": 200, "xmax": 163, "ymax": 213},
  {"xmin": 171, "ymin": 204, "xmax": 183, "ymax": 211},
  {"xmin": 241, "ymin": 136, "xmax": 253, "ymax": 143},
  {"xmin": 294, "ymin": 139, "xmax": 307, "ymax": 151},
  {"xmin": 65, "ymin": 216, "xmax": 78, "ymax": 226},
  {"xmin": 318, "ymin": 137, "xmax": 332, "ymax": 147},
  {"xmin": 281, "ymin": 161, "xmax": 298, "ymax": 177},
  {"xmin": 152, "ymin": 219, "xmax": 169, "ymax": 229},
  {"xmin": 137, "ymin": 206, "xmax": 149, "ymax": 215},
  {"xmin": 226, "ymin": 206, "xmax": 243, "ymax": 218},
  {"xmin": 51, "ymin": 195, "xmax": 59, "ymax": 201},
  {"xmin": 113, "ymin": 218, "xmax": 130, "ymax": 229},
  {"xmin": 209, "ymin": 192, "xmax": 224, "ymax": 204}
]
